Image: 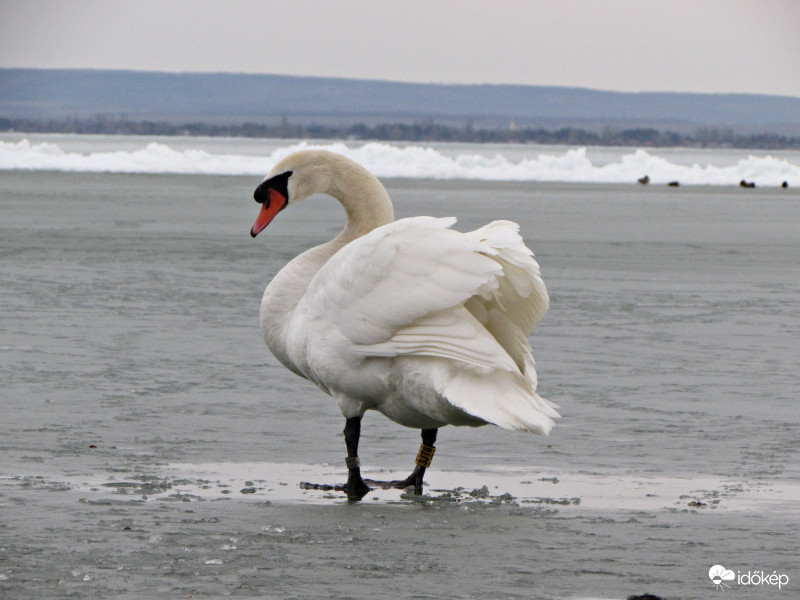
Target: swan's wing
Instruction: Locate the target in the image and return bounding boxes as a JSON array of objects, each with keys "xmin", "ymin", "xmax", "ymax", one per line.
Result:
[
  {"xmin": 465, "ymin": 219, "xmax": 549, "ymax": 332},
  {"xmin": 299, "ymin": 216, "xmax": 505, "ymax": 347},
  {"xmin": 462, "ymin": 220, "xmax": 549, "ymax": 370}
]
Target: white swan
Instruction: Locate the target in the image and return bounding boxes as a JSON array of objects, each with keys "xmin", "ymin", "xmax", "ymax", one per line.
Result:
[{"xmin": 250, "ymin": 150, "xmax": 558, "ymax": 500}]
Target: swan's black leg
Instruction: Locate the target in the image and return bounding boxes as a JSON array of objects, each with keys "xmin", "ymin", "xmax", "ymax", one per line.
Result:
[
  {"xmin": 389, "ymin": 428, "xmax": 438, "ymax": 495},
  {"xmin": 342, "ymin": 416, "xmax": 370, "ymax": 502},
  {"xmin": 302, "ymin": 423, "xmax": 435, "ymax": 500}
]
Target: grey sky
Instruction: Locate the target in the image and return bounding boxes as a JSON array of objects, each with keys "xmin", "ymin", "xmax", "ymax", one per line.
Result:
[{"xmin": 2, "ymin": 0, "xmax": 799, "ymax": 97}]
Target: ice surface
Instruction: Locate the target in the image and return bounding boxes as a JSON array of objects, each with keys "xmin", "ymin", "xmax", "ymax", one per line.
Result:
[
  {"xmin": 33, "ymin": 461, "xmax": 800, "ymax": 513},
  {"xmin": 2, "ymin": 164, "xmax": 799, "ymax": 599}
]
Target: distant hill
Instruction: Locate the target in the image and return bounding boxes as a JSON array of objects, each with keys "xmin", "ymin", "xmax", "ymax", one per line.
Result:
[{"xmin": 2, "ymin": 68, "xmax": 800, "ymax": 135}]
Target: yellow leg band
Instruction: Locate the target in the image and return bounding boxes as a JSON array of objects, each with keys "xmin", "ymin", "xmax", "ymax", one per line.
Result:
[{"xmin": 415, "ymin": 443, "xmax": 436, "ymax": 468}]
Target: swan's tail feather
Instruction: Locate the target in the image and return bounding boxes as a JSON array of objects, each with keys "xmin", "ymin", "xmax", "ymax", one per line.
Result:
[{"xmin": 440, "ymin": 368, "xmax": 559, "ymax": 435}]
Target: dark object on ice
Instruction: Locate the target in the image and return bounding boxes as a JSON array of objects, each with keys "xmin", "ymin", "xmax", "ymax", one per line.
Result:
[
  {"xmin": 667, "ymin": 181, "xmax": 680, "ymax": 187},
  {"xmin": 740, "ymin": 179, "xmax": 756, "ymax": 188},
  {"xmin": 782, "ymin": 181, "xmax": 789, "ymax": 188},
  {"xmin": 627, "ymin": 594, "xmax": 665, "ymax": 600},
  {"xmin": 638, "ymin": 175, "xmax": 650, "ymax": 185}
]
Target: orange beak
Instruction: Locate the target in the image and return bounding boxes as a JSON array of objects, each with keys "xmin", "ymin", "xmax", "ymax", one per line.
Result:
[{"xmin": 250, "ymin": 188, "xmax": 288, "ymax": 237}]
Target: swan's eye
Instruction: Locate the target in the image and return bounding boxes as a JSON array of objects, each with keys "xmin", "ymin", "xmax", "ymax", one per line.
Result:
[{"xmin": 254, "ymin": 170, "xmax": 292, "ymax": 205}]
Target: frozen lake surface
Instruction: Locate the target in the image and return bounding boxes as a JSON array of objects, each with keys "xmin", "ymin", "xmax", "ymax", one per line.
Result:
[{"xmin": 1, "ymin": 156, "xmax": 799, "ymax": 598}]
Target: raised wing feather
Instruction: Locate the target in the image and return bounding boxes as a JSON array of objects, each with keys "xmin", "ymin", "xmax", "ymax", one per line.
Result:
[
  {"xmin": 463, "ymin": 220, "xmax": 549, "ymax": 371},
  {"xmin": 299, "ymin": 217, "xmax": 504, "ymax": 347}
]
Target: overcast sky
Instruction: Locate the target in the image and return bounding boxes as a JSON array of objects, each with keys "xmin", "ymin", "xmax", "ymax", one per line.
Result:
[{"xmin": 2, "ymin": 0, "xmax": 799, "ymax": 97}]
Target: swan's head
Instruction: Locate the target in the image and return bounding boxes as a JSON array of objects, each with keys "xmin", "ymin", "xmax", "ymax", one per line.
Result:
[{"xmin": 250, "ymin": 150, "xmax": 339, "ymax": 237}]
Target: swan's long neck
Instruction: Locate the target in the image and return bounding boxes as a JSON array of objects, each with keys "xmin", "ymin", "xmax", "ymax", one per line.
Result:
[
  {"xmin": 327, "ymin": 157, "xmax": 395, "ymax": 247},
  {"xmin": 260, "ymin": 157, "xmax": 394, "ymax": 372}
]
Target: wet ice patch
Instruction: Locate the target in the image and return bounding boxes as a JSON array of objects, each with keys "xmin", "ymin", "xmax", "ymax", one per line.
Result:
[{"xmin": 5, "ymin": 463, "xmax": 797, "ymax": 513}]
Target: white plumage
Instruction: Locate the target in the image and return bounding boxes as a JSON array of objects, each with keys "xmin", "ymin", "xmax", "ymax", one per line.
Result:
[{"xmin": 250, "ymin": 149, "xmax": 557, "ymax": 498}]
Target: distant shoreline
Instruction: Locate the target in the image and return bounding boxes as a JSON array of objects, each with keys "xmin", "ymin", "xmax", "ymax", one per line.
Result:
[{"xmin": 3, "ymin": 116, "xmax": 800, "ymax": 150}]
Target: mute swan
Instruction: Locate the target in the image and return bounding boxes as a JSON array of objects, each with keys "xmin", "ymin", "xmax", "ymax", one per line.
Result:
[{"xmin": 250, "ymin": 150, "xmax": 557, "ymax": 501}]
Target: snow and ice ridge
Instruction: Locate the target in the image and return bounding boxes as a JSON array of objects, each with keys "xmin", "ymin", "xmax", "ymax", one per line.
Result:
[{"xmin": 1, "ymin": 138, "xmax": 798, "ymax": 186}]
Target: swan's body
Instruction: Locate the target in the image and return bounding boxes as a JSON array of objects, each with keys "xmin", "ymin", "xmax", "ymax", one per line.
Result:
[{"xmin": 250, "ymin": 150, "xmax": 557, "ymax": 500}]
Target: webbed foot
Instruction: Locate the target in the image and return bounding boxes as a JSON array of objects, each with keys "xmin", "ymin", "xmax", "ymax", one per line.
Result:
[
  {"xmin": 364, "ymin": 465, "xmax": 426, "ymax": 495},
  {"xmin": 298, "ymin": 475, "xmax": 371, "ymax": 502},
  {"xmin": 343, "ymin": 469, "xmax": 371, "ymax": 502}
]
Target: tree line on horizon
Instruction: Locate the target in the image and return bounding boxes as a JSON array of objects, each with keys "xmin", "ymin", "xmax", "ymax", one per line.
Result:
[{"xmin": 2, "ymin": 115, "xmax": 798, "ymax": 150}]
